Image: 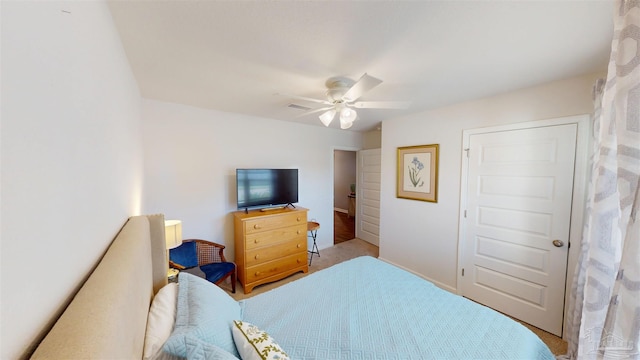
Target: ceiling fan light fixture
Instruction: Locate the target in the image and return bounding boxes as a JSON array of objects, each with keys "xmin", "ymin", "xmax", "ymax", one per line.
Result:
[
  {"xmin": 319, "ymin": 109, "xmax": 336, "ymax": 126},
  {"xmin": 284, "ymin": 73, "xmax": 406, "ymax": 130},
  {"xmin": 340, "ymin": 107, "xmax": 357, "ymax": 123},
  {"xmin": 340, "ymin": 117, "xmax": 354, "ymax": 130}
]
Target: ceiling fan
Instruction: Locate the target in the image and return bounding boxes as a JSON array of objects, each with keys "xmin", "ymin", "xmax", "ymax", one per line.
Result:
[{"xmin": 283, "ymin": 73, "xmax": 410, "ymax": 129}]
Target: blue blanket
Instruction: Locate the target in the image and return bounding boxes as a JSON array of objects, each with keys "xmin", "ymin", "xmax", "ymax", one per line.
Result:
[{"xmin": 240, "ymin": 256, "xmax": 554, "ymax": 359}]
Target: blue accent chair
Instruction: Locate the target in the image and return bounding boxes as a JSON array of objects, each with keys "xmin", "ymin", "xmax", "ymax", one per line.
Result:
[{"xmin": 169, "ymin": 239, "xmax": 236, "ymax": 293}]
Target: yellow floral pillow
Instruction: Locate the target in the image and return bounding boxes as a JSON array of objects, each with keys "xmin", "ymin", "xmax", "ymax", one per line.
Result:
[{"xmin": 231, "ymin": 320, "xmax": 289, "ymax": 360}]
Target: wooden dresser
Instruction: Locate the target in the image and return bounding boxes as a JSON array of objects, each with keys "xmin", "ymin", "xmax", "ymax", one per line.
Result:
[{"xmin": 233, "ymin": 207, "xmax": 308, "ymax": 293}]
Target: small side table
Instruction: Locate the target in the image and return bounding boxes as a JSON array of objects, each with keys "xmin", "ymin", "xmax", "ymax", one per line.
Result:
[
  {"xmin": 307, "ymin": 221, "xmax": 320, "ymax": 265},
  {"xmin": 348, "ymin": 194, "xmax": 356, "ymax": 218},
  {"xmin": 167, "ymin": 268, "xmax": 179, "ymax": 283}
]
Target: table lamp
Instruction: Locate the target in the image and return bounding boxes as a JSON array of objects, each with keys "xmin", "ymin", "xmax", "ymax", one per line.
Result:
[{"xmin": 165, "ymin": 219, "xmax": 182, "ymax": 280}]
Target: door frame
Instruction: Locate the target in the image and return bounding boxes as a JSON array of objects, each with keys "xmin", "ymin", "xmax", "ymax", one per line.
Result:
[
  {"xmin": 331, "ymin": 146, "xmax": 360, "ymax": 243},
  {"xmin": 457, "ymin": 114, "xmax": 591, "ymax": 339}
]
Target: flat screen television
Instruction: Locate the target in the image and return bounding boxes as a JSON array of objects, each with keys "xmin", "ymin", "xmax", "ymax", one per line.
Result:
[{"xmin": 236, "ymin": 168, "xmax": 298, "ymax": 211}]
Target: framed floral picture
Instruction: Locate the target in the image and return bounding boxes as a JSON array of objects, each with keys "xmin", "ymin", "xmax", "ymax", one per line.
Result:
[{"xmin": 397, "ymin": 144, "xmax": 439, "ymax": 202}]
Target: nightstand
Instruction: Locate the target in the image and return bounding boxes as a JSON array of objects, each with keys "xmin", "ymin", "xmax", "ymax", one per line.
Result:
[{"xmin": 167, "ymin": 268, "xmax": 179, "ymax": 283}]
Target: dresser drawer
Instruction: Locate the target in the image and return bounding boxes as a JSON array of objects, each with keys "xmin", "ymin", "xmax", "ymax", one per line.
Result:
[
  {"xmin": 245, "ymin": 223, "xmax": 306, "ymax": 250},
  {"xmin": 246, "ymin": 253, "xmax": 307, "ymax": 283},
  {"xmin": 243, "ymin": 212, "xmax": 306, "ymax": 235},
  {"xmin": 245, "ymin": 238, "xmax": 306, "ymax": 267}
]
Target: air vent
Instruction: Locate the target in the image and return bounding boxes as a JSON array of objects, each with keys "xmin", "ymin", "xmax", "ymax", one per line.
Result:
[{"xmin": 287, "ymin": 103, "xmax": 311, "ymax": 111}]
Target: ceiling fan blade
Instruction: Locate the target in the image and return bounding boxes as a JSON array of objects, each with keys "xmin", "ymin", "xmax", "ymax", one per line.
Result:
[
  {"xmin": 294, "ymin": 106, "xmax": 334, "ymax": 118},
  {"xmin": 342, "ymin": 73, "xmax": 383, "ymax": 102},
  {"xmin": 276, "ymin": 93, "xmax": 330, "ymax": 105},
  {"xmin": 352, "ymin": 101, "xmax": 411, "ymax": 109}
]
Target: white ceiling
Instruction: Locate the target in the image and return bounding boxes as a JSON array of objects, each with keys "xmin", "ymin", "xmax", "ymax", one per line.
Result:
[{"xmin": 107, "ymin": 1, "xmax": 614, "ymax": 132}]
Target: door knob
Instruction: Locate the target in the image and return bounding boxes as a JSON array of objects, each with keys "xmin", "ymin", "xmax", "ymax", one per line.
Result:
[{"xmin": 553, "ymin": 240, "xmax": 565, "ymax": 247}]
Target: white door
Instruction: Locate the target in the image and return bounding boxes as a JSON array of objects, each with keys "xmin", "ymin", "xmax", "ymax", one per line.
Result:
[
  {"xmin": 356, "ymin": 149, "xmax": 381, "ymax": 246},
  {"xmin": 461, "ymin": 124, "xmax": 577, "ymax": 336}
]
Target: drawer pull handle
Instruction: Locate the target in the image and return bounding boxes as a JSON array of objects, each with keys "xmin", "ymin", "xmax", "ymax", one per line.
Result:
[
  {"xmin": 297, "ymin": 243, "xmax": 301, "ymax": 248},
  {"xmin": 255, "ymin": 271, "xmax": 261, "ymax": 276},
  {"xmin": 297, "ymin": 217, "xmax": 301, "ymax": 221},
  {"xmin": 254, "ymin": 224, "xmax": 261, "ymax": 229},
  {"xmin": 254, "ymin": 254, "xmax": 259, "ymax": 260},
  {"xmin": 254, "ymin": 239, "xmax": 260, "ymax": 244},
  {"xmin": 297, "ymin": 230, "xmax": 301, "ymax": 234},
  {"xmin": 297, "ymin": 259, "xmax": 301, "ymax": 263}
]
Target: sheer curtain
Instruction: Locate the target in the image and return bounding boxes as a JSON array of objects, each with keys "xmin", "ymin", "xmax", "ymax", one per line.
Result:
[{"xmin": 561, "ymin": 1, "xmax": 640, "ymax": 359}]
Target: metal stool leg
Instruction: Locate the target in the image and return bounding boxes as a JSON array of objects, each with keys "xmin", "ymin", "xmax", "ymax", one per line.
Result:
[{"xmin": 308, "ymin": 228, "xmax": 320, "ymax": 265}]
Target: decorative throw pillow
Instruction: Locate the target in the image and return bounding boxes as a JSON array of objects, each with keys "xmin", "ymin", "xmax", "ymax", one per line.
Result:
[
  {"xmin": 163, "ymin": 272, "xmax": 241, "ymax": 358},
  {"xmin": 143, "ymin": 283, "xmax": 178, "ymax": 360},
  {"xmin": 231, "ymin": 321, "xmax": 290, "ymax": 360}
]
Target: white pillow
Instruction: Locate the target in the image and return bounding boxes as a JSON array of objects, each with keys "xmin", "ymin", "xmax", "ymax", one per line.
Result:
[
  {"xmin": 143, "ymin": 283, "xmax": 179, "ymax": 360},
  {"xmin": 231, "ymin": 321, "xmax": 289, "ymax": 360}
]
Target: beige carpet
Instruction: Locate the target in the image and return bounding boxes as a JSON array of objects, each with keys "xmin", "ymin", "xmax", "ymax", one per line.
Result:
[
  {"xmin": 224, "ymin": 238, "xmax": 567, "ymax": 356},
  {"xmin": 517, "ymin": 320, "xmax": 568, "ymax": 356}
]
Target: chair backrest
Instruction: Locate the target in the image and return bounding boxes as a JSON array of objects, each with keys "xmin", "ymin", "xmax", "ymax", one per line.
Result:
[
  {"xmin": 169, "ymin": 241, "xmax": 198, "ymax": 268},
  {"xmin": 194, "ymin": 241, "xmax": 224, "ymax": 264}
]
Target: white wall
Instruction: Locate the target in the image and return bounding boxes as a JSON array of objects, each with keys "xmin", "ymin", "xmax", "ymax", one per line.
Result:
[
  {"xmin": 0, "ymin": 2, "xmax": 143, "ymax": 358},
  {"xmin": 141, "ymin": 99, "xmax": 363, "ymax": 258},
  {"xmin": 379, "ymin": 72, "xmax": 605, "ymax": 291},
  {"xmin": 363, "ymin": 129, "xmax": 382, "ymax": 149}
]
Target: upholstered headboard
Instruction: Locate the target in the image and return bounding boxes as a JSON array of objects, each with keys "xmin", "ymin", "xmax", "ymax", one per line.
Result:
[{"xmin": 31, "ymin": 214, "xmax": 168, "ymax": 359}]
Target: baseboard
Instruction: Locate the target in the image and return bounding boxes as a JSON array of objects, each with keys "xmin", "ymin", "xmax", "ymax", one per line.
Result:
[
  {"xmin": 334, "ymin": 208, "xmax": 348, "ymax": 214},
  {"xmin": 378, "ymin": 257, "xmax": 457, "ymax": 294}
]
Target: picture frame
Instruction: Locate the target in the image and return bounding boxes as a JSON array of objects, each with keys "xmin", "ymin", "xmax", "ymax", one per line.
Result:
[{"xmin": 397, "ymin": 144, "xmax": 439, "ymax": 202}]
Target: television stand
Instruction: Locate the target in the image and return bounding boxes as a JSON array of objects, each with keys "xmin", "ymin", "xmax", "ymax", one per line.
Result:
[
  {"xmin": 257, "ymin": 203, "xmax": 296, "ymax": 212},
  {"xmin": 259, "ymin": 206, "xmax": 284, "ymax": 212}
]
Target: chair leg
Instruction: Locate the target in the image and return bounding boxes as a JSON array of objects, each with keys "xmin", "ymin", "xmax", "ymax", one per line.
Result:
[
  {"xmin": 212, "ymin": 270, "xmax": 237, "ymax": 294},
  {"xmin": 231, "ymin": 269, "xmax": 237, "ymax": 293}
]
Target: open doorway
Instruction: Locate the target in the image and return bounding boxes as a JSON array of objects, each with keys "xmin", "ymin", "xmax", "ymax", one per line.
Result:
[{"xmin": 333, "ymin": 150, "xmax": 356, "ymax": 244}]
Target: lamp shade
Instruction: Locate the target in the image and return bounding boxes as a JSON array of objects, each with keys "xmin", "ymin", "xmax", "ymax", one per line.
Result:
[
  {"xmin": 319, "ymin": 109, "xmax": 336, "ymax": 126},
  {"xmin": 340, "ymin": 107, "xmax": 357, "ymax": 123},
  {"xmin": 340, "ymin": 117, "xmax": 354, "ymax": 129},
  {"xmin": 164, "ymin": 220, "xmax": 182, "ymax": 249}
]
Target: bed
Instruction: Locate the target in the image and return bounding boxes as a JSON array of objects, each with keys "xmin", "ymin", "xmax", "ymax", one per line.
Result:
[{"xmin": 30, "ymin": 215, "xmax": 554, "ymax": 359}]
